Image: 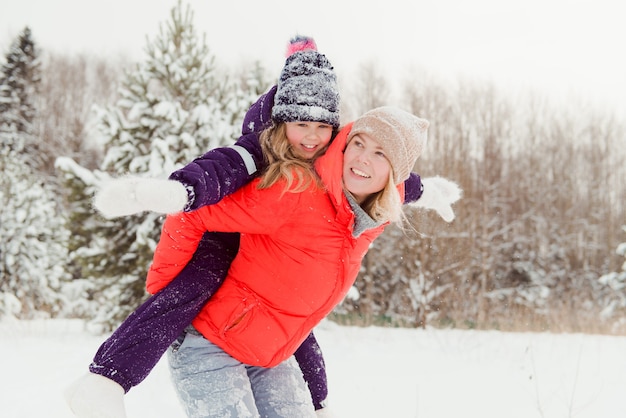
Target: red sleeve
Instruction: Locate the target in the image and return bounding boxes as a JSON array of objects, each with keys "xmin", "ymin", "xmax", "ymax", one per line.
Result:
[
  {"xmin": 145, "ymin": 179, "xmax": 301, "ymax": 294},
  {"xmin": 145, "ymin": 212, "xmax": 207, "ymax": 294}
]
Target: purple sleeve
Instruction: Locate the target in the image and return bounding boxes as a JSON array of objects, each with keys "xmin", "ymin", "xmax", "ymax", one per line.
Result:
[
  {"xmin": 242, "ymin": 85, "xmax": 277, "ymax": 135},
  {"xmin": 294, "ymin": 332, "xmax": 328, "ymax": 410},
  {"xmin": 168, "ymin": 133, "xmax": 265, "ymax": 211},
  {"xmin": 403, "ymin": 172, "xmax": 423, "ymax": 204}
]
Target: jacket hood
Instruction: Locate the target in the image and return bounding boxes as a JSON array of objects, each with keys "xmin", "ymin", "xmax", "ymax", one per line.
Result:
[{"xmin": 315, "ymin": 122, "xmax": 353, "ymax": 210}]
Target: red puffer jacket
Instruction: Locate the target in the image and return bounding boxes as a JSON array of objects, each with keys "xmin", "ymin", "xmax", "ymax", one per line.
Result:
[{"xmin": 146, "ymin": 122, "xmax": 404, "ymax": 367}]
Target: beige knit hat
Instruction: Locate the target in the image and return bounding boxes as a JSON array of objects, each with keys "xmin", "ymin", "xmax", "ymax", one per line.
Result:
[{"xmin": 348, "ymin": 106, "xmax": 429, "ymax": 184}]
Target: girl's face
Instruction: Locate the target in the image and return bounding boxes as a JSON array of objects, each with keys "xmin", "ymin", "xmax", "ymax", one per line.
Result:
[
  {"xmin": 285, "ymin": 121, "xmax": 333, "ymax": 160},
  {"xmin": 342, "ymin": 133, "xmax": 392, "ymax": 204}
]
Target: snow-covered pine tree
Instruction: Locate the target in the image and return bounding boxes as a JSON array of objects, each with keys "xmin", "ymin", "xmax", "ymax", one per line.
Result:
[
  {"xmin": 0, "ymin": 152, "xmax": 70, "ymax": 319},
  {"xmin": 0, "ymin": 28, "xmax": 70, "ymax": 319},
  {"xmin": 54, "ymin": 156, "xmax": 112, "ymax": 321},
  {"xmin": 56, "ymin": 1, "xmax": 268, "ymax": 330},
  {"xmin": 0, "ymin": 27, "xmax": 41, "ymax": 168}
]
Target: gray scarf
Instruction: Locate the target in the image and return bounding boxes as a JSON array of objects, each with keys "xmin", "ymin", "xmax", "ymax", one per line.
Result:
[{"xmin": 345, "ymin": 193, "xmax": 383, "ymax": 238}]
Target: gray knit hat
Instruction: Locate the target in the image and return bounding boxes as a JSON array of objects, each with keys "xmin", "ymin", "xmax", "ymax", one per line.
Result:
[
  {"xmin": 272, "ymin": 36, "xmax": 340, "ymax": 128},
  {"xmin": 348, "ymin": 107, "xmax": 429, "ymax": 184}
]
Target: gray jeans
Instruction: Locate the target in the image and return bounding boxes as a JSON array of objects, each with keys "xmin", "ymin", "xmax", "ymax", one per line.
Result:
[{"xmin": 167, "ymin": 328, "xmax": 316, "ymax": 418}]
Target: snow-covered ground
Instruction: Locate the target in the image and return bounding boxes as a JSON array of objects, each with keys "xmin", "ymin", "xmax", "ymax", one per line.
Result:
[{"xmin": 2, "ymin": 318, "xmax": 625, "ymax": 418}]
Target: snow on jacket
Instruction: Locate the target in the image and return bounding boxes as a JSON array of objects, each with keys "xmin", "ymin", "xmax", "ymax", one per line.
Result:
[
  {"xmin": 147, "ymin": 122, "xmax": 405, "ymax": 367},
  {"xmin": 168, "ymin": 85, "xmax": 423, "ymax": 211}
]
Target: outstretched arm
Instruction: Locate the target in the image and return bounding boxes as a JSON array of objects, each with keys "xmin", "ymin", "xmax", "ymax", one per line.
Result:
[
  {"xmin": 93, "ymin": 86, "xmax": 277, "ymax": 218},
  {"xmin": 168, "ymin": 133, "xmax": 264, "ymax": 211}
]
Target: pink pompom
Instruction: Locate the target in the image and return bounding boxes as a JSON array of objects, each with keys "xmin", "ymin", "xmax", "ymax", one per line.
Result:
[{"xmin": 286, "ymin": 35, "xmax": 317, "ymax": 57}]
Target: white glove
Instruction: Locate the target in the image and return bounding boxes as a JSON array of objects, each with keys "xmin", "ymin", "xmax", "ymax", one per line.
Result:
[
  {"xmin": 65, "ymin": 373, "xmax": 127, "ymax": 418},
  {"xmin": 93, "ymin": 177, "xmax": 188, "ymax": 219},
  {"xmin": 410, "ymin": 176, "xmax": 462, "ymax": 222},
  {"xmin": 315, "ymin": 407, "xmax": 338, "ymax": 418}
]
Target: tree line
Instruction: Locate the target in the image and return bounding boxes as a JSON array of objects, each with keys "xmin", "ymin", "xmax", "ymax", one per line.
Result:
[{"xmin": 1, "ymin": 2, "xmax": 625, "ymax": 334}]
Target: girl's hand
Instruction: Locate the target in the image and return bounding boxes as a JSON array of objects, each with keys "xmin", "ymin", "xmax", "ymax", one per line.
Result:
[
  {"xmin": 93, "ymin": 177, "xmax": 188, "ymax": 218},
  {"xmin": 409, "ymin": 176, "xmax": 462, "ymax": 222}
]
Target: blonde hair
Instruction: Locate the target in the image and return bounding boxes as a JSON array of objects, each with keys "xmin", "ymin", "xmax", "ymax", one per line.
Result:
[
  {"xmin": 257, "ymin": 123, "xmax": 324, "ymax": 193},
  {"xmin": 356, "ymin": 169, "xmax": 404, "ymax": 224}
]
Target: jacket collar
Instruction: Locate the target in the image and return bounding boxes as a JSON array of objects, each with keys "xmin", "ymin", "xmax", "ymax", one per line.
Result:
[
  {"xmin": 315, "ymin": 122, "xmax": 353, "ymax": 209},
  {"xmin": 315, "ymin": 122, "xmax": 383, "ymax": 237}
]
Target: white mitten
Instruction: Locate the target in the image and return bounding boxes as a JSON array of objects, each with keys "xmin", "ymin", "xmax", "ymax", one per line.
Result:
[
  {"xmin": 410, "ymin": 176, "xmax": 462, "ymax": 222},
  {"xmin": 64, "ymin": 373, "xmax": 127, "ymax": 418},
  {"xmin": 316, "ymin": 407, "xmax": 338, "ymax": 418},
  {"xmin": 93, "ymin": 177, "xmax": 188, "ymax": 219}
]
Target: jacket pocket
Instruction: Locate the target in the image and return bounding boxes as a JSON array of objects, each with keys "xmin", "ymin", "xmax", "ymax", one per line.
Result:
[{"xmin": 221, "ymin": 300, "xmax": 257, "ymax": 336}]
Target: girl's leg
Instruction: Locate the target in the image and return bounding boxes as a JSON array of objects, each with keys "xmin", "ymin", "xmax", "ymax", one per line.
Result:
[
  {"xmin": 168, "ymin": 328, "xmax": 259, "ymax": 418},
  {"xmin": 294, "ymin": 331, "xmax": 328, "ymax": 410},
  {"xmin": 247, "ymin": 357, "xmax": 316, "ymax": 418},
  {"xmin": 90, "ymin": 232, "xmax": 240, "ymax": 391}
]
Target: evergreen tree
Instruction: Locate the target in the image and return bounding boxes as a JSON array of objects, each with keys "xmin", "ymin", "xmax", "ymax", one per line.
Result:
[
  {"xmin": 0, "ymin": 27, "xmax": 41, "ymax": 165},
  {"xmin": 0, "ymin": 148, "xmax": 70, "ymax": 319},
  {"xmin": 57, "ymin": 1, "xmax": 267, "ymax": 330},
  {"xmin": 97, "ymin": 0, "xmax": 248, "ymax": 178},
  {"xmin": 0, "ymin": 28, "xmax": 70, "ymax": 319}
]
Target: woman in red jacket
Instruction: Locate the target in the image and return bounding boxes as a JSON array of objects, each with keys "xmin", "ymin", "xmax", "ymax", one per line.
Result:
[{"xmin": 153, "ymin": 106, "xmax": 429, "ymax": 417}]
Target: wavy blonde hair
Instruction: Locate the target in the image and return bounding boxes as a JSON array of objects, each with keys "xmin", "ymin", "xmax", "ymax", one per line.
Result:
[
  {"xmin": 257, "ymin": 123, "xmax": 326, "ymax": 193},
  {"xmin": 356, "ymin": 169, "xmax": 404, "ymax": 224}
]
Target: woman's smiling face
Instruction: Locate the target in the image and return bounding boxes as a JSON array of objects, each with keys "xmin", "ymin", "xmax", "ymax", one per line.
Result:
[{"xmin": 342, "ymin": 133, "xmax": 391, "ymax": 203}]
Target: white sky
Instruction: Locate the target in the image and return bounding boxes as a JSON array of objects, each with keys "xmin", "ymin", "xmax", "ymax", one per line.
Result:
[{"xmin": 1, "ymin": 0, "xmax": 625, "ymax": 111}]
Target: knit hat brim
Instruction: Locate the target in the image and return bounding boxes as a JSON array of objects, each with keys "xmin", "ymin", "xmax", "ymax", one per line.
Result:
[{"xmin": 272, "ymin": 104, "xmax": 340, "ymax": 127}]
